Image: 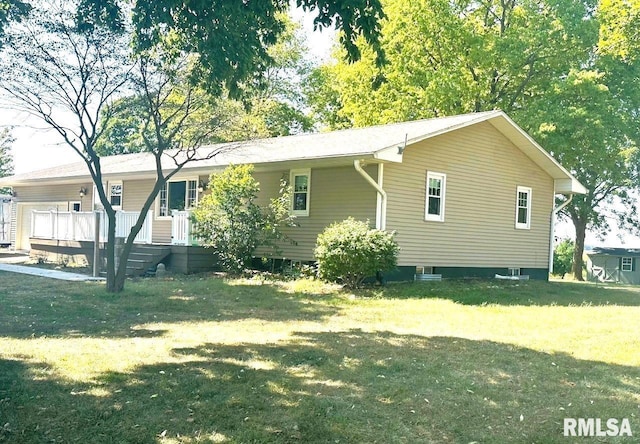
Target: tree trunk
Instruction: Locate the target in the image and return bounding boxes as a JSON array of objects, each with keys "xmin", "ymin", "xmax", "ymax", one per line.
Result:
[
  {"xmin": 572, "ymin": 218, "xmax": 587, "ymax": 281},
  {"xmin": 113, "ymin": 235, "xmax": 136, "ymax": 293},
  {"xmin": 109, "ymin": 207, "xmax": 159, "ymax": 293},
  {"xmin": 104, "ymin": 211, "xmax": 118, "ymax": 292}
]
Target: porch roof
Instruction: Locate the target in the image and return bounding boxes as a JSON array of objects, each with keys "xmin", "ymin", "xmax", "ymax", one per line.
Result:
[{"xmin": 0, "ymin": 110, "xmax": 586, "ymax": 194}]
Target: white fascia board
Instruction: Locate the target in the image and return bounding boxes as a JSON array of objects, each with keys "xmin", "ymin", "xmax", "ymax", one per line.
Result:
[{"xmin": 554, "ymin": 178, "xmax": 588, "ymax": 195}]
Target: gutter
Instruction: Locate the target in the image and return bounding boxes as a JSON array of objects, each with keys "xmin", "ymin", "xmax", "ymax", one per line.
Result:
[
  {"xmin": 549, "ymin": 193, "xmax": 574, "ymax": 274},
  {"xmin": 354, "ymin": 160, "xmax": 387, "ymax": 230}
]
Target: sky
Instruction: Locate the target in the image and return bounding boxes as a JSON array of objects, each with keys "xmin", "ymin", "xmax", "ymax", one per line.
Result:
[{"xmin": 1, "ymin": 7, "xmax": 638, "ymax": 248}]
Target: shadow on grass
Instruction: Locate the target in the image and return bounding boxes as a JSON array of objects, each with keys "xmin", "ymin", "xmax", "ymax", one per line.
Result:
[
  {"xmin": 0, "ymin": 272, "xmax": 339, "ymax": 339},
  {"xmin": 365, "ymin": 279, "xmax": 640, "ymax": 307},
  {"xmin": 2, "ymin": 330, "xmax": 639, "ymax": 443}
]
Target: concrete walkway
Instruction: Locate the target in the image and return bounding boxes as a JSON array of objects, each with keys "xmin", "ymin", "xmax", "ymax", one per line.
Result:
[{"xmin": 0, "ymin": 263, "xmax": 105, "ymax": 281}]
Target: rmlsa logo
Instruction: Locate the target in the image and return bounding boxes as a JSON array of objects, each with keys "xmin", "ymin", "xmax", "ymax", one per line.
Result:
[{"xmin": 564, "ymin": 418, "xmax": 632, "ymax": 437}]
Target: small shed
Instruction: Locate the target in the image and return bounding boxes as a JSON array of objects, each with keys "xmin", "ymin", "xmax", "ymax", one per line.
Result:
[
  {"xmin": 586, "ymin": 247, "xmax": 640, "ymax": 284},
  {"xmin": 0, "ymin": 194, "xmax": 12, "ymax": 247}
]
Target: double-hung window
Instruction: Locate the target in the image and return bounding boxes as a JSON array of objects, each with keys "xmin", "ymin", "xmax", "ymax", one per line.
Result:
[
  {"xmin": 290, "ymin": 169, "xmax": 311, "ymax": 216},
  {"xmin": 158, "ymin": 178, "xmax": 199, "ymax": 217},
  {"xmin": 425, "ymin": 172, "xmax": 446, "ymax": 222},
  {"xmin": 515, "ymin": 186, "xmax": 532, "ymax": 229},
  {"xmin": 108, "ymin": 181, "xmax": 123, "ymax": 209},
  {"xmin": 621, "ymin": 257, "xmax": 633, "ymax": 272}
]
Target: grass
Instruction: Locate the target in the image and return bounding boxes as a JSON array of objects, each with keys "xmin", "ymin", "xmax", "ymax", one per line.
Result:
[{"xmin": 0, "ymin": 274, "xmax": 639, "ymax": 443}]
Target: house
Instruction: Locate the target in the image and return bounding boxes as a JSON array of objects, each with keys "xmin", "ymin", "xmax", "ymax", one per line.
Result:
[
  {"xmin": 586, "ymin": 247, "xmax": 640, "ymax": 284},
  {"xmin": 0, "ymin": 110, "xmax": 586, "ymax": 279}
]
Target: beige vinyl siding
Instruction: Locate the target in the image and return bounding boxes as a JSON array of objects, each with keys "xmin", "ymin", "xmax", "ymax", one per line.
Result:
[
  {"xmin": 254, "ymin": 165, "xmax": 378, "ymax": 261},
  {"xmin": 122, "ymin": 177, "xmax": 207, "ymax": 245},
  {"xmin": 14, "ymin": 183, "xmax": 94, "ymax": 209},
  {"xmin": 119, "ymin": 179, "xmax": 172, "ymax": 244},
  {"xmin": 385, "ymin": 121, "xmax": 553, "ymax": 269}
]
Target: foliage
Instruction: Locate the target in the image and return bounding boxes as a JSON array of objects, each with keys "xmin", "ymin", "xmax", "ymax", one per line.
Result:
[
  {"xmin": 192, "ymin": 164, "xmax": 295, "ymax": 274},
  {"xmin": 94, "ymin": 92, "xmax": 269, "ymax": 156},
  {"xmin": 599, "ymin": 0, "xmax": 640, "ymax": 62},
  {"xmin": 519, "ymin": 68, "xmax": 639, "ymax": 279},
  {"xmin": 0, "ymin": 128, "xmax": 13, "ymax": 177},
  {"xmin": 0, "ymin": 0, "xmax": 29, "ymax": 40},
  {"xmin": 314, "ymin": 217, "xmax": 398, "ymax": 287},
  {"xmin": 0, "ymin": 128, "xmax": 13, "ymax": 194},
  {"xmin": 308, "ymin": 0, "xmax": 640, "ymax": 281},
  {"xmin": 308, "ymin": 0, "xmax": 598, "ymax": 127},
  {"xmin": 553, "ymin": 239, "xmax": 575, "ymax": 278},
  {"xmin": 244, "ymin": 15, "xmax": 314, "ymax": 136},
  {"xmin": 77, "ymin": 0, "xmax": 385, "ymax": 94},
  {"xmin": 94, "ymin": 16, "xmax": 314, "ymax": 157}
]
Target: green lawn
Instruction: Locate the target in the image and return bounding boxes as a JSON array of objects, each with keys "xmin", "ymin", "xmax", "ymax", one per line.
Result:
[{"xmin": 0, "ymin": 273, "xmax": 639, "ymax": 443}]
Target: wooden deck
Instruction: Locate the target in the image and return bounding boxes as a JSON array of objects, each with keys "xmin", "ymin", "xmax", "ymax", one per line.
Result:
[{"xmin": 28, "ymin": 239, "xmax": 218, "ymax": 275}]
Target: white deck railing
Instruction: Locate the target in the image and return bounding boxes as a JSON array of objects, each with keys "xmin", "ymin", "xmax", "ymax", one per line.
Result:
[
  {"xmin": 31, "ymin": 210, "xmax": 153, "ymax": 244},
  {"xmin": 171, "ymin": 210, "xmax": 195, "ymax": 245}
]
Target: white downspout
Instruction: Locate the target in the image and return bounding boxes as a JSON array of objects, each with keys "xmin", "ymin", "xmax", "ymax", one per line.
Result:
[
  {"xmin": 354, "ymin": 160, "xmax": 387, "ymax": 230},
  {"xmin": 549, "ymin": 193, "xmax": 574, "ymax": 274}
]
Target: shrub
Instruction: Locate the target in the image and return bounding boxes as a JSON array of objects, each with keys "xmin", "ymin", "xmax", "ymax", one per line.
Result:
[
  {"xmin": 192, "ymin": 164, "xmax": 294, "ymax": 273},
  {"xmin": 553, "ymin": 238, "xmax": 575, "ymax": 278},
  {"xmin": 314, "ymin": 218, "xmax": 399, "ymax": 288}
]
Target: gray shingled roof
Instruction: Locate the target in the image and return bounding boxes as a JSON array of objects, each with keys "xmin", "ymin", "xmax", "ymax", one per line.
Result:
[
  {"xmin": 586, "ymin": 247, "xmax": 640, "ymax": 257},
  {"xmin": 0, "ymin": 110, "xmax": 586, "ymax": 194},
  {"xmin": 0, "ymin": 111, "xmax": 499, "ymax": 184}
]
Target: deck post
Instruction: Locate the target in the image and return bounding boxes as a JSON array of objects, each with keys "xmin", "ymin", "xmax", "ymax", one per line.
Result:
[{"xmin": 93, "ymin": 211, "xmax": 100, "ymax": 277}]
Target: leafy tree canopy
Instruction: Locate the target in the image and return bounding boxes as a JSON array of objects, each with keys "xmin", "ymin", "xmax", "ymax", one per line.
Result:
[
  {"xmin": 95, "ymin": 15, "xmax": 314, "ymax": 156},
  {"xmin": 75, "ymin": 0, "xmax": 385, "ymax": 95},
  {"xmin": 0, "ymin": 0, "xmax": 29, "ymax": 37}
]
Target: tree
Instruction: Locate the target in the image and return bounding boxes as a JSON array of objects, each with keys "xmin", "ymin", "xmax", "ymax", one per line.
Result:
[
  {"xmin": 308, "ymin": 0, "xmax": 598, "ymax": 127},
  {"xmin": 518, "ymin": 70, "xmax": 638, "ymax": 280},
  {"xmin": 0, "ymin": 0, "xmax": 29, "ymax": 39},
  {"xmin": 94, "ymin": 93, "xmax": 269, "ymax": 156},
  {"xmin": 0, "ymin": 128, "xmax": 13, "ymax": 194},
  {"xmin": 307, "ymin": 0, "xmax": 640, "ymax": 280},
  {"xmin": 0, "ymin": 0, "xmax": 386, "ymax": 292},
  {"xmin": 243, "ymin": 15, "xmax": 314, "ymax": 136},
  {"xmin": 0, "ymin": 0, "xmax": 135, "ymax": 291},
  {"xmin": 94, "ymin": 16, "xmax": 314, "ymax": 157},
  {"xmin": 77, "ymin": 0, "xmax": 386, "ymax": 93},
  {"xmin": 0, "ymin": 128, "xmax": 13, "ymax": 178},
  {"xmin": 553, "ymin": 239, "xmax": 575, "ymax": 278},
  {"xmin": 191, "ymin": 164, "xmax": 294, "ymax": 274},
  {"xmin": 599, "ymin": 0, "xmax": 640, "ymax": 63}
]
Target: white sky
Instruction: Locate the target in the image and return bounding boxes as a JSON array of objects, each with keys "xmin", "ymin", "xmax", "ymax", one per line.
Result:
[{"xmin": 0, "ymin": 8, "xmax": 637, "ymax": 247}]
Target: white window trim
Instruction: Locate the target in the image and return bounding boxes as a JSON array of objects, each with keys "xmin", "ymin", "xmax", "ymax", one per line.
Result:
[
  {"xmin": 108, "ymin": 180, "xmax": 123, "ymax": 210},
  {"xmin": 156, "ymin": 177, "xmax": 200, "ymax": 220},
  {"xmin": 515, "ymin": 186, "xmax": 532, "ymax": 230},
  {"xmin": 290, "ymin": 169, "xmax": 311, "ymax": 217},
  {"xmin": 425, "ymin": 171, "xmax": 446, "ymax": 222},
  {"xmin": 69, "ymin": 201, "xmax": 81, "ymax": 212},
  {"xmin": 621, "ymin": 257, "xmax": 633, "ymax": 272}
]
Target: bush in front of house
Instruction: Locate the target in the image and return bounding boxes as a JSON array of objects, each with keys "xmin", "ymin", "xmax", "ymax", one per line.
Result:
[
  {"xmin": 314, "ymin": 217, "xmax": 399, "ymax": 288},
  {"xmin": 192, "ymin": 164, "xmax": 294, "ymax": 274}
]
